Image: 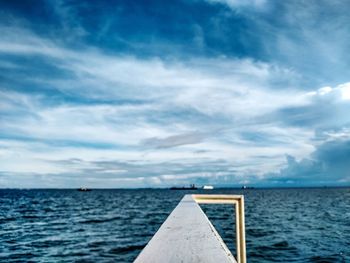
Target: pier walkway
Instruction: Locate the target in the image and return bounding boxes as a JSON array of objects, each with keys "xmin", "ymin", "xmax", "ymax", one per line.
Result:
[{"xmin": 135, "ymin": 194, "xmax": 245, "ymax": 263}]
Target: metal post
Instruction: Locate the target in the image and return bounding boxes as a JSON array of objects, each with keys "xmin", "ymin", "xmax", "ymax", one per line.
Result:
[{"xmin": 192, "ymin": 195, "xmax": 246, "ymax": 263}]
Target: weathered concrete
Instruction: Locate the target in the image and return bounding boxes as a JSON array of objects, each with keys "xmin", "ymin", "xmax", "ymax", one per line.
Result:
[{"xmin": 135, "ymin": 195, "xmax": 236, "ymax": 263}]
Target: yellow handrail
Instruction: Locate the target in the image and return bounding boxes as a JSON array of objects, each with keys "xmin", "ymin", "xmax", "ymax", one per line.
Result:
[{"xmin": 192, "ymin": 194, "xmax": 246, "ymax": 263}]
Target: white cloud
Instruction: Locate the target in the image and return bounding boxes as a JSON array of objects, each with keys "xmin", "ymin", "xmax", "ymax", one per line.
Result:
[
  {"xmin": 307, "ymin": 82, "xmax": 350, "ymax": 102},
  {"xmin": 339, "ymin": 83, "xmax": 350, "ymax": 100}
]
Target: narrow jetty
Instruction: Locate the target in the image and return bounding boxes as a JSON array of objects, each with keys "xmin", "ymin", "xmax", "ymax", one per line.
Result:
[{"xmin": 135, "ymin": 194, "xmax": 246, "ymax": 263}]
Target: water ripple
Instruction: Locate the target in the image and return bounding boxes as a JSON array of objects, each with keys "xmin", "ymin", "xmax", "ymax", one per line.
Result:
[{"xmin": 0, "ymin": 188, "xmax": 349, "ymax": 262}]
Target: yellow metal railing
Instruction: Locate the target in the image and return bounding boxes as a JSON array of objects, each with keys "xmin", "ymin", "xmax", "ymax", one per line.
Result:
[{"xmin": 192, "ymin": 194, "xmax": 246, "ymax": 263}]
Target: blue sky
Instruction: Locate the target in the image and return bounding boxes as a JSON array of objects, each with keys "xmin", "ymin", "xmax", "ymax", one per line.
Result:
[{"xmin": 1, "ymin": 0, "xmax": 350, "ymax": 188}]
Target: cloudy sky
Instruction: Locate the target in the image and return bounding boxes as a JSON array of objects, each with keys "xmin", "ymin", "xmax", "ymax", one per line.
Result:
[{"xmin": 1, "ymin": 0, "xmax": 350, "ymax": 188}]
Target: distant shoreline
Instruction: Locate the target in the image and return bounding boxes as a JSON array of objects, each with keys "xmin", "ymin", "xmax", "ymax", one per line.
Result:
[{"xmin": 0, "ymin": 186, "xmax": 349, "ymax": 190}]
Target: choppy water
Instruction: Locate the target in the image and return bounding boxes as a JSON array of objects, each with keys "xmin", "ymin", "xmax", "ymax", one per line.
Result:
[{"xmin": 0, "ymin": 188, "xmax": 349, "ymax": 262}]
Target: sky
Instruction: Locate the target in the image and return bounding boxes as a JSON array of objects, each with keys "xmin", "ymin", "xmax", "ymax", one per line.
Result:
[{"xmin": 1, "ymin": 0, "xmax": 350, "ymax": 188}]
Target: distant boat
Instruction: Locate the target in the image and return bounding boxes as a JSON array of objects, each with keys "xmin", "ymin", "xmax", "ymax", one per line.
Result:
[
  {"xmin": 77, "ymin": 187, "xmax": 91, "ymax": 192},
  {"xmin": 241, "ymin": 185, "xmax": 255, "ymax": 189},
  {"xmin": 170, "ymin": 184, "xmax": 198, "ymax": 190},
  {"xmin": 203, "ymin": 185, "xmax": 214, "ymax": 190}
]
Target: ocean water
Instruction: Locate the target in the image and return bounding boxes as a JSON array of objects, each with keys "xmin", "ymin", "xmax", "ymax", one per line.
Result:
[{"xmin": 0, "ymin": 188, "xmax": 349, "ymax": 262}]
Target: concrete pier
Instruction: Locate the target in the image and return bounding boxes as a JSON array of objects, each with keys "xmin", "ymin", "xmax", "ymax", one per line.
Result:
[{"xmin": 135, "ymin": 194, "xmax": 238, "ymax": 263}]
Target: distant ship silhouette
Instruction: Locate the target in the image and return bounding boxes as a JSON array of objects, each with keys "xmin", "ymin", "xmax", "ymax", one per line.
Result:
[
  {"xmin": 77, "ymin": 187, "xmax": 92, "ymax": 192},
  {"xmin": 170, "ymin": 184, "xmax": 198, "ymax": 190},
  {"xmin": 241, "ymin": 185, "xmax": 255, "ymax": 189}
]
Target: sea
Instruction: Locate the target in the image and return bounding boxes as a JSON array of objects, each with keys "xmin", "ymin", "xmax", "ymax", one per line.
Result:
[{"xmin": 0, "ymin": 188, "xmax": 349, "ymax": 262}]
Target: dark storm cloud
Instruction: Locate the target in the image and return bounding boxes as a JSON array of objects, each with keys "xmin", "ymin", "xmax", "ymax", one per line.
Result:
[{"xmin": 267, "ymin": 138, "xmax": 350, "ymax": 186}]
